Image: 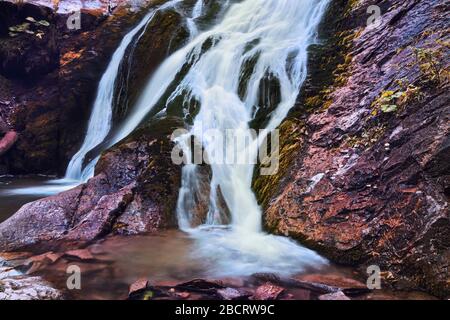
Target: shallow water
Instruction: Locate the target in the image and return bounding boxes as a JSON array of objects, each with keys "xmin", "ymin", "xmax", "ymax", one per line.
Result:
[
  {"xmin": 33, "ymin": 229, "xmax": 350, "ymax": 300},
  {"xmin": 0, "ymin": 176, "xmax": 79, "ymax": 223},
  {"xmin": 26, "ymin": 230, "xmax": 436, "ymax": 300}
]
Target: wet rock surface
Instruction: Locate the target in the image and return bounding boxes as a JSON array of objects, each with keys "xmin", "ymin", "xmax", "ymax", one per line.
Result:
[{"xmin": 255, "ymin": 0, "xmax": 449, "ymax": 297}]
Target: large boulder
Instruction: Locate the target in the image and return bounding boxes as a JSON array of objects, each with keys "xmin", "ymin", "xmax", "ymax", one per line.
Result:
[{"xmin": 0, "ymin": 117, "xmax": 183, "ymax": 252}]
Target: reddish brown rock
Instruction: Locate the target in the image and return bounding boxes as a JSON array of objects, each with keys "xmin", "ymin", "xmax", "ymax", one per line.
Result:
[
  {"xmin": 25, "ymin": 251, "xmax": 63, "ymax": 265},
  {"xmin": 63, "ymin": 249, "xmax": 95, "ymax": 261},
  {"xmin": 0, "ymin": 131, "xmax": 18, "ymax": 155},
  {"xmin": 294, "ymin": 274, "xmax": 367, "ymax": 291},
  {"xmin": 64, "ymin": 186, "xmax": 134, "ymax": 241},
  {"xmin": 129, "ymin": 278, "xmax": 149, "ymax": 296},
  {"xmin": 217, "ymin": 288, "xmax": 251, "ymax": 300},
  {"xmin": 173, "ymin": 292, "xmax": 191, "ymax": 299}
]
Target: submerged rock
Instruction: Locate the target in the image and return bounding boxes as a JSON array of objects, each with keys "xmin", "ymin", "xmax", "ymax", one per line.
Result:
[
  {"xmin": 252, "ymin": 283, "xmax": 284, "ymax": 300},
  {"xmin": 217, "ymin": 287, "xmax": 251, "ymax": 300}
]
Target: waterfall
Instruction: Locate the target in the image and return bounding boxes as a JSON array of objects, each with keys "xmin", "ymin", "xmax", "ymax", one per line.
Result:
[
  {"xmin": 65, "ymin": 0, "xmax": 183, "ymax": 181},
  {"xmin": 186, "ymin": 0, "xmax": 203, "ymax": 39},
  {"xmin": 108, "ymin": 0, "xmax": 330, "ymax": 276},
  {"xmin": 7, "ymin": 0, "xmax": 330, "ymax": 276}
]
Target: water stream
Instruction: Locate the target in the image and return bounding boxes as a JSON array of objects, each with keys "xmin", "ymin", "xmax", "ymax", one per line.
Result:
[{"xmin": 2, "ymin": 0, "xmax": 184, "ymax": 196}]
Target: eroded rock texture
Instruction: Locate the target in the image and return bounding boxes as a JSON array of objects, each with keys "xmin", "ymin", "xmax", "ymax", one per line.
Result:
[{"xmin": 255, "ymin": 0, "xmax": 449, "ymax": 297}]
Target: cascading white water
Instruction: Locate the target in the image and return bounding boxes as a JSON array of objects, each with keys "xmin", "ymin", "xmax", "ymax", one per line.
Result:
[
  {"xmin": 186, "ymin": 0, "xmax": 204, "ymax": 39},
  {"xmin": 108, "ymin": 0, "xmax": 330, "ymax": 276},
  {"xmin": 65, "ymin": 0, "xmax": 183, "ymax": 182}
]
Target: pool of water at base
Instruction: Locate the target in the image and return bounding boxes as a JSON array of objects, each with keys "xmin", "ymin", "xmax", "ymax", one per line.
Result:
[
  {"xmin": 33, "ymin": 230, "xmax": 357, "ymax": 300},
  {"xmin": 28, "ymin": 230, "xmax": 435, "ymax": 300},
  {"xmin": 0, "ymin": 177, "xmax": 437, "ymax": 300}
]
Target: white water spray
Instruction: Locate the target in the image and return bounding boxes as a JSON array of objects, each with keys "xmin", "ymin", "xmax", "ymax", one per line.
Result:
[{"xmin": 8, "ymin": 0, "xmax": 330, "ymax": 275}]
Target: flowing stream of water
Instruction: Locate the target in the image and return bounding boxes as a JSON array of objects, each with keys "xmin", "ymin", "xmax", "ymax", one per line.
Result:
[
  {"xmin": 186, "ymin": 0, "xmax": 204, "ymax": 39},
  {"xmin": 66, "ymin": 0, "xmax": 184, "ymax": 181}
]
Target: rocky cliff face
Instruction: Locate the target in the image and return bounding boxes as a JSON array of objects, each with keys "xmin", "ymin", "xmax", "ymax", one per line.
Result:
[{"xmin": 254, "ymin": 0, "xmax": 449, "ymax": 297}]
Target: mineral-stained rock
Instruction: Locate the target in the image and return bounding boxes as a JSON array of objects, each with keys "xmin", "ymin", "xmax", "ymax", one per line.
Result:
[{"xmin": 255, "ymin": 0, "xmax": 449, "ymax": 297}]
